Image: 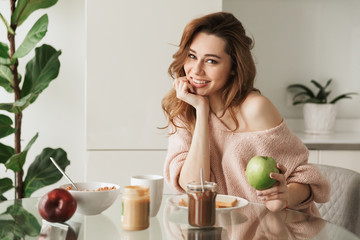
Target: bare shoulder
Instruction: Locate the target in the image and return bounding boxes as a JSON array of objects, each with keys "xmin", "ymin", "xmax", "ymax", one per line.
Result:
[{"xmin": 240, "ymin": 92, "xmax": 283, "ymax": 131}]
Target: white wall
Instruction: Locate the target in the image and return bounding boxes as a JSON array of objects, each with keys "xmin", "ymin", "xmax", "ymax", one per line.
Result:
[
  {"xmin": 223, "ymin": 0, "xmax": 360, "ymax": 119},
  {"xmin": 0, "ymin": 0, "xmax": 86, "ymax": 199},
  {"xmin": 86, "ymin": 0, "xmax": 222, "ymax": 192}
]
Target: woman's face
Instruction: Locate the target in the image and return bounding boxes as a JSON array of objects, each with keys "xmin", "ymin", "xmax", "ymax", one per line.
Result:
[{"xmin": 184, "ymin": 32, "xmax": 232, "ymax": 98}]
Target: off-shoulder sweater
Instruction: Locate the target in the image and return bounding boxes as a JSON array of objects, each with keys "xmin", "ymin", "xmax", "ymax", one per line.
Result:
[{"xmin": 164, "ymin": 113, "xmax": 330, "ymax": 216}]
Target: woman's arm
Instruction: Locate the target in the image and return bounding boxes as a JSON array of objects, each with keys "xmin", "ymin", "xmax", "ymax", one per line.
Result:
[
  {"xmin": 178, "ymin": 106, "xmax": 210, "ymax": 190},
  {"xmin": 173, "ymin": 77, "xmax": 211, "ymax": 191},
  {"xmin": 287, "ymin": 182, "xmax": 311, "ymax": 208}
]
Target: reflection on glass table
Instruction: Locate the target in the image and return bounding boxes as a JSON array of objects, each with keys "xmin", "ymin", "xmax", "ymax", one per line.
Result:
[{"xmin": 0, "ymin": 194, "xmax": 359, "ymax": 240}]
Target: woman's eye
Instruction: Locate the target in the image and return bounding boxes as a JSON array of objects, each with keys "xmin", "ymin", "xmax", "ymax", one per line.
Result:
[
  {"xmin": 207, "ymin": 59, "xmax": 217, "ymax": 64},
  {"xmin": 188, "ymin": 54, "xmax": 196, "ymax": 59}
]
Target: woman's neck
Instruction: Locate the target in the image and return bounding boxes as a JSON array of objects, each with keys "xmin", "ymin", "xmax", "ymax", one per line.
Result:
[{"xmin": 209, "ymin": 95, "xmax": 226, "ymax": 118}]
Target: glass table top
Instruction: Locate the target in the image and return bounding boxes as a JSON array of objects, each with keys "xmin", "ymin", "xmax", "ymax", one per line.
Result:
[{"xmin": 1, "ymin": 194, "xmax": 359, "ymax": 240}]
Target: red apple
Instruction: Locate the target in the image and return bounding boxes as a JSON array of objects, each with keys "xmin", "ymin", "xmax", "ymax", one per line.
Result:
[{"xmin": 38, "ymin": 188, "xmax": 77, "ymax": 222}]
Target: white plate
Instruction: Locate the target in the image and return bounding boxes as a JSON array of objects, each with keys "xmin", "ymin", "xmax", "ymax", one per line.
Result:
[{"xmin": 167, "ymin": 194, "xmax": 248, "ymax": 212}]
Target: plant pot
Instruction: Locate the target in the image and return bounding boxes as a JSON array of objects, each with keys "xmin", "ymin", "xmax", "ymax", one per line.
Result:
[{"xmin": 303, "ymin": 103, "xmax": 337, "ymax": 134}]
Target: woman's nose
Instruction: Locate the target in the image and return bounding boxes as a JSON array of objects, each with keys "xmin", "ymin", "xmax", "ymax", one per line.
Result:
[{"xmin": 192, "ymin": 60, "xmax": 204, "ymax": 75}]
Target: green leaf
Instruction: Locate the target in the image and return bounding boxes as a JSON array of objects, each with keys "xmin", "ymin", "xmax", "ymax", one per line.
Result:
[
  {"xmin": 21, "ymin": 44, "xmax": 61, "ymax": 103},
  {"xmin": 11, "ymin": 0, "xmax": 58, "ymax": 26},
  {"xmin": 0, "ymin": 103, "xmax": 18, "ymax": 113},
  {"xmin": 24, "ymin": 148, "xmax": 70, "ymax": 197},
  {"xmin": 324, "ymin": 79, "xmax": 332, "ymax": 89},
  {"xmin": 14, "ymin": 92, "xmax": 37, "ymax": 111},
  {"xmin": 0, "ymin": 65, "xmax": 13, "ymax": 93},
  {"xmin": 310, "ymin": 79, "xmax": 326, "ymax": 90},
  {"xmin": 0, "ymin": 220, "xmax": 22, "ymax": 240},
  {"xmin": 287, "ymin": 84, "xmax": 315, "ymax": 98},
  {"xmin": 13, "ymin": 14, "xmax": 48, "ymax": 59},
  {"xmin": 0, "ymin": 57, "xmax": 11, "ymax": 65},
  {"xmin": 330, "ymin": 92, "xmax": 358, "ymax": 104},
  {"xmin": 0, "ymin": 12, "xmax": 14, "ymax": 35},
  {"xmin": 292, "ymin": 91, "xmax": 310, "ymax": 104},
  {"xmin": 5, "ymin": 133, "xmax": 38, "ymax": 172},
  {"xmin": 0, "ymin": 178, "xmax": 13, "ymax": 201},
  {"xmin": 315, "ymin": 90, "xmax": 330, "ymax": 103},
  {"xmin": 0, "ymin": 93, "xmax": 37, "ymax": 113},
  {"xmin": 0, "ymin": 142, "xmax": 14, "ymax": 164},
  {"xmin": 0, "ymin": 42, "xmax": 9, "ymax": 59},
  {"xmin": 0, "ymin": 114, "xmax": 12, "ymax": 126},
  {"xmin": 4, "ymin": 201, "xmax": 41, "ymax": 236},
  {"xmin": 0, "ymin": 114, "xmax": 16, "ymax": 139},
  {"xmin": 306, "ymin": 98, "xmax": 324, "ymax": 104}
]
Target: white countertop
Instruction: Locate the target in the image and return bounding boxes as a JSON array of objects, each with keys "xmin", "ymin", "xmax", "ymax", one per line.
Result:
[
  {"xmin": 286, "ymin": 118, "xmax": 360, "ymax": 150},
  {"xmin": 295, "ymin": 131, "xmax": 360, "ymax": 145}
]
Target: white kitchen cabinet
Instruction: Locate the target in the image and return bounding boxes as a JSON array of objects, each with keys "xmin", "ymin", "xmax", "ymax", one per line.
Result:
[
  {"xmin": 318, "ymin": 150, "xmax": 360, "ymax": 173},
  {"xmin": 308, "ymin": 150, "xmax": 360, "ymax": 173}
]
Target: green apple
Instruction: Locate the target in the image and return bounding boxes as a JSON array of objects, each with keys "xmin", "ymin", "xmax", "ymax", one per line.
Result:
[{"xmin": 246, "ymin": 156, "xmax": 279, "ymax": 190}]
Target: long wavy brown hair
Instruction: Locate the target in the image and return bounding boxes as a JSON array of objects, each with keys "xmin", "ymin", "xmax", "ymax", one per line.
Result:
[{"xmin": 162, "ymin": 12, "xmax": 258, "ymax": 134}]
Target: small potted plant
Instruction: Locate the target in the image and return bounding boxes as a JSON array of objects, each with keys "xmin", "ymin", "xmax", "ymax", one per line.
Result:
[{"xmin": 287, "ymin": 79, "xmax": 357, "ymax": 134}]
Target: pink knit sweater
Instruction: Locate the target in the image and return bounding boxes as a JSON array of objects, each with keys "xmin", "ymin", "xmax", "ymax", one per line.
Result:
[{"xmin": 164, "ymin": 113, "xmax": 330, "ymax": 216}]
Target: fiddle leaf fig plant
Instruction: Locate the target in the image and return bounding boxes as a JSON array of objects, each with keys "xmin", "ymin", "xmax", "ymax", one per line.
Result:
[
  {"xmin": 0, "ymin": 0, "xmax": 70, "ymax": 200},
  {"xmin": 287, "ymin": 79, "xmax": 358, "ymax": 105},
  {"xmin": 0, "ymin": 200, "xmax": 41, "ymax": 239}
]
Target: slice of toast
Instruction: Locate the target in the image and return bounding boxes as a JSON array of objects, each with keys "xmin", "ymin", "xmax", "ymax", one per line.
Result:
[
  {"xmin": 215, "ymin": 195, "xmax": 238, "ymax": 208},
  {"xmin": 178, "ymin": 195, "xmax": 238, "ymax": 208}
]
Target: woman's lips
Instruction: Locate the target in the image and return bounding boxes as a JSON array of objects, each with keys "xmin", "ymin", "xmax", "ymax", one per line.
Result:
[{"xmin": 191, "ymin": 78, "xmax": 210, "ymax": 88}]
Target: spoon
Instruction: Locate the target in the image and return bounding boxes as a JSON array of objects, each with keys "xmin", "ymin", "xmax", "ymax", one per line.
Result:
[
  {"xmin": 200, "ymin": 168, "xmax": 205, "ymax": 192},
  {"xmin": 50, "ymin": 157, "xmax": 78, "ymax": 190}
]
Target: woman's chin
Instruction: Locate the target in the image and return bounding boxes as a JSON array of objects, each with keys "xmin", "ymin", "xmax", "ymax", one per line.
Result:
[{"xmin": 193, "ymin": 89, "xmax": 208, "ymax": 96}]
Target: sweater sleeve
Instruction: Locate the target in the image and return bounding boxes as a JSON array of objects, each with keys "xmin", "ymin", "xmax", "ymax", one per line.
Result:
[
  {"xmin": 287, "ymin": 164, "xmax": 330, "ymax": 211},
  {"xmin": 163, "ymin": 122, "xmax": 192, "ymax": 193}
]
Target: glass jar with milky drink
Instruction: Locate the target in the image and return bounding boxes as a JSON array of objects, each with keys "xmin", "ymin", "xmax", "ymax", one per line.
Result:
[
  {"xmin": 187, "ymin": 181, "xmax": 217, "ymax": 227},
  {"xmin": 121, "ymin": 186, "xmax": 150, "ymax": 231}
]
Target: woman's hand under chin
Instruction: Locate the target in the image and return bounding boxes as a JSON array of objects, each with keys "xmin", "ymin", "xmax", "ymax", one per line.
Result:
[{"xmin": 173, "ymin": 76, "xmax": 209, "ymax": 110}]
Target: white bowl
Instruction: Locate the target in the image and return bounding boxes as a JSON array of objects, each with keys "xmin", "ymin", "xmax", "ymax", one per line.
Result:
[{"xmin": 60, "ymin": 182, "xmax": 120, "ymax": 215}]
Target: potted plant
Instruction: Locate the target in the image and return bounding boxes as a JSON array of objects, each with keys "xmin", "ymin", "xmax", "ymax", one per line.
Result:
[
  {"xmin": 287, "ymin": 79, "xmax": 357, "ymax": 134},
  {"xmin": 0, "ymin": 0, "xmax": 70, "ymax": 204}
]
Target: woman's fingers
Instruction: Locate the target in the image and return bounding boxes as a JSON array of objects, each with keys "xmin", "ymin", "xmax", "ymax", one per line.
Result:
[
  {"xmin": 174, "ymin": 77, "xmax": 190, "ymax": 98},
  {"xmin": 257, "ymin": 184, "xmax": 285, "ymax": 197},
  {"xmin": 270, "ymin": 172, "xmax": 286, "ymax": 185},
  {"xmin": 277, "ymin": 163, "xmax": 287, "ymax": 174}
]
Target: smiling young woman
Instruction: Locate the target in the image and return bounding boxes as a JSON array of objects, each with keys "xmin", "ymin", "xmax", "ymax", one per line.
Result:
[
  {"xmin": 183, "ymin": 32, "xmax": 232, "ymax": 98},
  {"xmin": 161, "ymin": 12, "xmax": 330, "ymax": 215}
]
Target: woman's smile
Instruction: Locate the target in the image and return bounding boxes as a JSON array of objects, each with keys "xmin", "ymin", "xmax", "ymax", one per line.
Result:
[{"xmin": 191, "ymin": 77, "xmax": 210, "ymax": 88}]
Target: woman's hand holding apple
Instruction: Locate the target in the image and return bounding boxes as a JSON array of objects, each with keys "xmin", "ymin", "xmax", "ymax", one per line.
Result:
[{"xmin": 256, "ymin": 163, "xmax": 289, "ymax": 212}]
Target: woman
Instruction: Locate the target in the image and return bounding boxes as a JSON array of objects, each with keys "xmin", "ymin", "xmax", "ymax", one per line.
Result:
[{"xmin": 162, "ymin": 12, "xmax": 330, "ymax": 214}]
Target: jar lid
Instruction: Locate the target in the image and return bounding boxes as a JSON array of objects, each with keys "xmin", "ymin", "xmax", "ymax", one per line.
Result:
[
  {"xmin": 123, "ymin": 185, "xmax": 149, "ymax": 196},
  {"xmin": 187, "ymin": 181, "xmax": 217, "ymax": 192}
]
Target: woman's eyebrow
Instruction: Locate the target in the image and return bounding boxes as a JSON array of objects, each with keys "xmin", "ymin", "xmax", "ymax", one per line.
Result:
[{"xmin": 189, "ymin": 48, "xmax": 222, "ymax": 59}]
